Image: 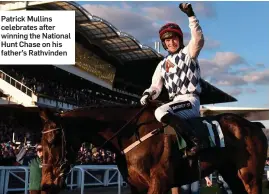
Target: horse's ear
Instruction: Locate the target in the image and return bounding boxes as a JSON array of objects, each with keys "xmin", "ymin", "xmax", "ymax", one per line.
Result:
[{"xmin": 39, "ymin": 107, "xmax": 54, "ymax": 124}]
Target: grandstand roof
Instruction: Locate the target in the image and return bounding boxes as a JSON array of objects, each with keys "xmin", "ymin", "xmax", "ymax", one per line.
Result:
[
  {"xmin": 0, "ymin": 1, "xmax": 237, "ymax": 105},
  {"xmin": 23, "ymin": 1, "xmax": 163, "ymax": 64}
]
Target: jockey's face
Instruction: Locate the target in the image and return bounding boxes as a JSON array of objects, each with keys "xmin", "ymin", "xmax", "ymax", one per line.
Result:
[{"xmin": 164, "ymin": 36, "xmax": 180, "ymax": 54}]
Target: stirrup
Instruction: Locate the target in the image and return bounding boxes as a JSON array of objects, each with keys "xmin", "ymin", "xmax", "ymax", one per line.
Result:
[{"xmin": 182, "ymin": 146, "xmax": 201, "ymax": 159}]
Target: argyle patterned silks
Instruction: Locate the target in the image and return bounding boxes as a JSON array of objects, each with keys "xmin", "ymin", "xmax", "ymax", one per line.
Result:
[{"xmin": 161, "ymin": 50, "xmax": 201, "ymax": 100}]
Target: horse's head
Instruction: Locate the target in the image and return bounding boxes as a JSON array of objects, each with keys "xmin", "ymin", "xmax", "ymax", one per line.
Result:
[
  {"xmin": 40, "ymin": 109, "xmax": 62, "ymax": 146},
  {"xmin": 39, "ymin": 108, "xmax": 71, "ymax": 193}
]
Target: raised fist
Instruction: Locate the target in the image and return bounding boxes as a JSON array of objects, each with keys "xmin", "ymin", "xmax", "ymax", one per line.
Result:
[{"xmin": 179, "ymin": 3, "xmax": 195, "ymax": 17}]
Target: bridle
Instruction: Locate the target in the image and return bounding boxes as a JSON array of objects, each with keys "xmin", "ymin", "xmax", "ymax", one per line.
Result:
[{"xmin": 41, "ymin": 123, "xmax": 71, "ymax": 177}]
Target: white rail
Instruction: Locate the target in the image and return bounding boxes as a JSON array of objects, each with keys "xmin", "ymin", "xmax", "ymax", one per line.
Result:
[
  {"xmin": 2, "ymin": 165, "xmax": 268, "ymax": 194},
  {"xmin": 0, "ymin": 166, "xmax": 29, "ymax": 194},
  {"xmin": 0, "ymin": 165, "xmax": 125, "ymax": 194}
]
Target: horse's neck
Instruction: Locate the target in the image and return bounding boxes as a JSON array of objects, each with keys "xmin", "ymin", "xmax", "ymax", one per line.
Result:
[
  {"xmin": 95, "ymin": 108, "xmax": 161, "ymax": 154},
  {"xmin": 64, "ymin": 105, "xmax": 160, "ymax": 155},
  {"xmin": 97, "ymin": 126, "xmax": 124, "ymax": 154}
]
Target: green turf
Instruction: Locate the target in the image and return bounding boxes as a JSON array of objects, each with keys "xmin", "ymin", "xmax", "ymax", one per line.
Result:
[{"xmin": 201, "ymin": 186, "xmax": 220, "ymax": 194}]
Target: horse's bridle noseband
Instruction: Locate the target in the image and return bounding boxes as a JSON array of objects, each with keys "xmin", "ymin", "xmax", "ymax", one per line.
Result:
[{"xmin": 42, "ymin": 127, "xmax": 61, "ymax": 134}]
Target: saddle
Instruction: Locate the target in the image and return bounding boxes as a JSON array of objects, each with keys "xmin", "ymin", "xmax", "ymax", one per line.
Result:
[{"xmin": 163, "ymin": 116, "xmax": 225, "ymax": 151}]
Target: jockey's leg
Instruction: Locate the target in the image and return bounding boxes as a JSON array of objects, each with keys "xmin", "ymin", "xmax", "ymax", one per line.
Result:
[
  {"xmin": 160, "ymin": 112, "xmax": 204, "ymax": 157},
  {"xmin": 154, "ymin": 99, "xmax": 205, "ymax": 157}
]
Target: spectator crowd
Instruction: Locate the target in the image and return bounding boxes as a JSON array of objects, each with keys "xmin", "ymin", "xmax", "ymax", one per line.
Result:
[
  {"xmin": 2, "ymin": 67, "xmax": 138, "ymax": 106},
  {"xmin": 0, "ymin": 118, "xmax": 116, "ymax": 167},
  {"xmin": 0, "ymin": 117, "xmax": 37, "ymax": 166},
  {"xmin": 0, "ymin": 67, "xmax": 128, "ymax": 166}
]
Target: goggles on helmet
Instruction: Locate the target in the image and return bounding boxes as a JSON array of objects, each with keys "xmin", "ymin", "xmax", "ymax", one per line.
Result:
[{"xmin": 159, "ymin": 23, "xmax": 183, "ymax": 40}]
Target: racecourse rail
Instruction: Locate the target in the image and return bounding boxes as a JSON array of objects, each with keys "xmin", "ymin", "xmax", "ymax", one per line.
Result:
[
  {"xmin": 0, "ymin": 165, "xmax": 268, "ymax": 194},
  {"xmin": 0, "ymin": 165, "xmax": 126, "ymax": 194}
]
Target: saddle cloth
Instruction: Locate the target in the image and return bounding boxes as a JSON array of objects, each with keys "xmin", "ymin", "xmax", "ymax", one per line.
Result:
[{"xmin": 164, "ymin": 116, "xmax": 225, "ymax": 150}]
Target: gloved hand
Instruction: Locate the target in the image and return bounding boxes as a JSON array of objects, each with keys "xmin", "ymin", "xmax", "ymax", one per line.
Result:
[
  {"xmin": 140, "ymin": 90, "xmax": 157, "ymax": 105},
  {"xmin": 179, "ymin": 3, "xmax": 195, "ymax": 17},
  {"xmin": 140, "ymin": 94, "xmax": 150, "ymax": 105}
]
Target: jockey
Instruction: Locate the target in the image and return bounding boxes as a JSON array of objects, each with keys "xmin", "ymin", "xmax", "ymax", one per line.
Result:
[{"xmin": 140, "ymin": 3, "xmax": 205, "ymax": 157}]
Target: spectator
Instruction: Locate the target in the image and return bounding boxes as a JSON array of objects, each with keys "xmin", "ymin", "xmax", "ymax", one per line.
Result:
[
  {"xmin": 216, "ymin": 173, "xmax": 231, "ymax": 194},
  {"xmin": 205, "ymin": 176, "xmax": 212, "ymax": 187},
  {"xmin": 16, "ymin": 144, "xmax": 28, "ymax": 165},
  {"xmin": 171, "ymin": 176, "xmax": 212, "ymax": 194},
  {"xmin": 266, "ymin": 158, "xmax": 269, "ymax": 180},
  {"xmin": 29, "ymin": 144, "xmax": 43, "ymax": 194},
  {"xmin": 181, "ymin": 180, "xmax": 200, "ymax": 194},
  {"xmin": 0, "ymin": 116, "xmax": 117, "ymax": 166}
]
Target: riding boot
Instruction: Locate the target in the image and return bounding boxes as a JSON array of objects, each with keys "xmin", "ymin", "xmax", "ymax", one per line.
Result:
[{"xmin": 161, "ymin": 113, "xmax": 205, "ymax": 157}]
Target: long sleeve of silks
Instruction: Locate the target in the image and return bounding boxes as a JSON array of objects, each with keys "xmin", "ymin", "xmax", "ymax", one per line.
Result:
[
  {"xmin": 186, "ymin": 16, "xmax": 204, "ymax": 59},
  {"xmin": 142, "ymin": 61, "xmax": 164, "ymax": 100}
]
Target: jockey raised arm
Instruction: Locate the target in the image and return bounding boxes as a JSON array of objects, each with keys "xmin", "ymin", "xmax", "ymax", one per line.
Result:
[{"xmin": 140, "ymin": 3, "xmax": 205, "ymax": 158}]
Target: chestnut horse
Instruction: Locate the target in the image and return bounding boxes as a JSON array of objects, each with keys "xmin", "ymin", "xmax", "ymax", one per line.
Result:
[{"xmin": 39, "ymin": 101, "xmax": 267, "ymax": 194}]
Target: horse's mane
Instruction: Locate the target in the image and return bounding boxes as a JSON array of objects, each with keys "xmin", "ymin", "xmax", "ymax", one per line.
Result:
[
  {"xmin": 62, "ymin": 101, "xmax": 161, "ymax": 114},
  {"xmin": 60, "ymin": 101, "xmax": 162, "ymax": 121},
  {"xmin": 66, "ymin": 103, "xmax": 142, "ymax": 112}
]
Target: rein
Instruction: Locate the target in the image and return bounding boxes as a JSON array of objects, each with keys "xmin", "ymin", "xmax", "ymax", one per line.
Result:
[
  {"xmin": 99, "ymin": 91, "xmax": 157, "ymax": 149},
  {"xmin": 99, "ymin": 109, "xmax": 164, "ymax": 154},
  {"xmin": 99, "ymin": 104, "xmax": 148, "ymax": 149}
]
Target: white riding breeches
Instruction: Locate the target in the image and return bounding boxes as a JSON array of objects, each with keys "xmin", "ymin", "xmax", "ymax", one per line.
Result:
[{"xmin": 154, "ymin": 94, "xmax": 200, "ymax": 122}]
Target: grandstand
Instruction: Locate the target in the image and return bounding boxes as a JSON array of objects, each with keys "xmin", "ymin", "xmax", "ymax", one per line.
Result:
[
  {"xmin": 1, "ymin": 1, "xmax": 268, "ymax": 194},
  {"xmin": 0, "ymin": 1, "xmax": 236, "ymax": 111}
]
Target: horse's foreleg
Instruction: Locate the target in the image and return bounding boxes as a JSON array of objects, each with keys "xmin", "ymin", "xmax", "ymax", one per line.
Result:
[
  {"xmin": 41, "ymin": 166, "xmax": 54, "ymax": 186},
  {"xmin": 148, "ymin": 134, "xmax": 174, "ymax": 194},
  {"xmin": 148, "ymin": 176, "xmax": 168, "ymax": 194},
  {"xmin": 147, "ymin": 162, "xmax": 170, "ymax": 194}
]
